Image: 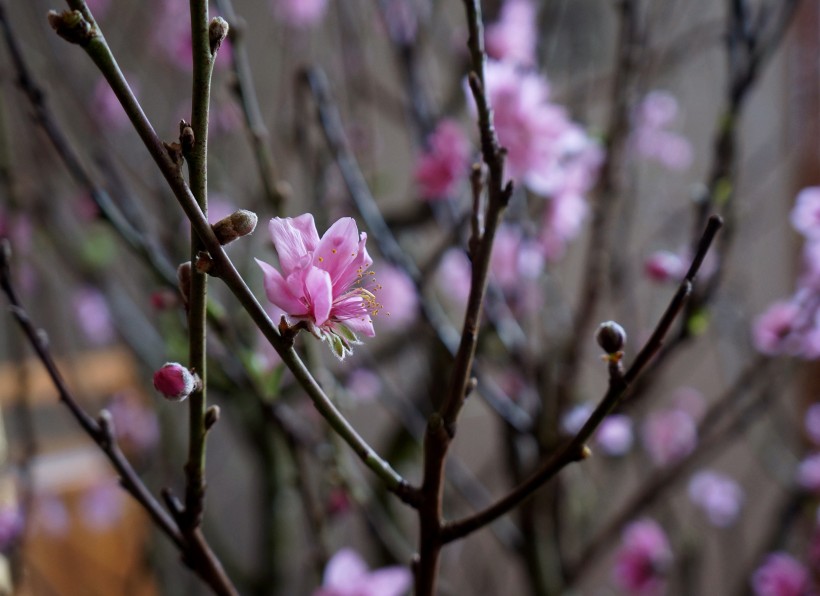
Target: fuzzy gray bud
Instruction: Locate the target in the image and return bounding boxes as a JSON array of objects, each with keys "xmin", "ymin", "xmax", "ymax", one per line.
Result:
[
  {"xmin": 212, "ymin": 209, "xmax": 258, "ymax": 245},
  {"xmin": 209, "ymin": 17, "xmax": 229, "ymax": 56},
  {"xmin": 596, "ymin": 321, "xmax": 627, "ymax": 354}
]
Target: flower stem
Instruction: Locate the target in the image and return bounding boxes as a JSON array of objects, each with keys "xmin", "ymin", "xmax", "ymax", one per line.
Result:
[{"xmin": 184, "ymin": 0, "xmax": 214, "ymax": 532}]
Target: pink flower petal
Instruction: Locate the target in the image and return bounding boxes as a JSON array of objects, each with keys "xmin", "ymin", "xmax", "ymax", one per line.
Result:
[
  {"xmin": 270, "ymin": 215, "xmax": 319, "ymax": 275},
  {"xmin": 256, "ymin": 258, "xmax": 307, "ymax": 316},
  {"xmin": 304, "ymin": 267, "xmax": 333, "ymax": 327}
]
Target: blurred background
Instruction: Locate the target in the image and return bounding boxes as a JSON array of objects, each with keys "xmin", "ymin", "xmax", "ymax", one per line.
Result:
[{"xmin": 0, "ymin": 0, "xmax": 817, "ymax": 594}]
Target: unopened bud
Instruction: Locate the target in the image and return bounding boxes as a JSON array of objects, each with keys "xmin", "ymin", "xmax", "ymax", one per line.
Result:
[
  {"xmin": 208, "ymin": 17, "xmax": 229, "ymax": 56},
  {"xmin": 204, "ymin": 405, "xmax": 220, "ymax": 430},
  {"xmin": 179, "ymin": 120, "xmax": 195, "ymax": 155},
  {"xmin": 212, "ymin": 209, "xmax": 257, "ymax": 245},
  {"xmin": 48, "ymin": 10, "xmax": 93, "ymax": 46},
  {"xmin": 596, "ymin": 321, "xmax": 627, "ymax": 354},
  {"xmin": 153, "ymin": 362, "xmax": 197, "ymax": 401},
  {"xmin": 177, "ymin": 262, "xmax": 191, "ymax": 308}
]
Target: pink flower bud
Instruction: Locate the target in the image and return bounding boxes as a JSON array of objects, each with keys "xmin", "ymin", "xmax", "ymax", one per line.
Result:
[
  {"xmin": 152, "ymin": 362, "xmax": 196, "ymax": 401},
  {"xmin": 644, "ymin": 250, "xmax": 686, "ymax": 283}
]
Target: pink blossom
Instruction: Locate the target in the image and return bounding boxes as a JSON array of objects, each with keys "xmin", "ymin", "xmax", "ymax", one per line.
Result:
[
  {"xmin": 752, "ymin": 300, "xmax": 802, "ymax": 356},
  {"xmin": 806, "ymin": 404, "xmax": 820, "ymax": 446},
  {"xmin": 372, "ymin": 265, "xmax": 418, "ymax": 330},
  {"xmin": 491, "ymin": 225, "xmax": 544, "ymax": 290},
  {"xmin": 687, "ymin": 470, "xmax": 744, "ymax": 527},
  {"xmin": 632, "ymin": 91, "xmax": 693, "ymax": 171},
  {"xmin": 802, "ymin": 241, "xmax": 820, "ymax": 285},
  {"xmin": 642, "ymin": 408, "xmax": 697, "ymax": 467},
  {"xmin": 414, "ymin": 119, "xmax": 470, "ymax": 200},
  {"xmin": 613, "ymin": 519, "xmax": 672, "ymax": 595},
  {"xmin": 644, "ymin": 250, "xmax": 687, "ymax": 283},
  {"xmin": 485, "ymin": 0, "xmax": 537, "ymax": 67},
  {"xmin": 791, "ymin": 186, "xmax": 820, "ymax": 240},
  {"xmin": 272, "ymin": 0, "xmax": 329, "ymax": 29},
  {"xmin": 751, "ymin": 552, "xmax": 810, "ymax": 596},
  {"xmin": 797, "ymin": 453, "xmax": 820, "ymax": 493},
  {"xmin": 153, "ymin": 362, "xmax": 196, "ymax": 401},
  {"xmin": 313, "ymin": 548, "xmax": 412, "ymax": 596},
  {"xmin": 256, "ymin": 215, "xmax": 377, "ymax": 358},
  {"xmin": 72, "ymin": 287, "xmax": 115, "ymax": 346},
  {"xmin": 479, "ymin": 61, "xmax": 600, "ymax": 195}
]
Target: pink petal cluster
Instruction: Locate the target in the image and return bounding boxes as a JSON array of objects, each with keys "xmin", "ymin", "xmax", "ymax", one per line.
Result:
[
  {"xmin": 489, "ymin": 224, "xmax": 545, "ymax": 312},
  {"xmin": 687, "ymin": 470, "xmax": 745, "ymax": 527},
  {"xmin": 313, "ymin": 548, "xmax": 412, "ymax": 596},
  {"xmin": 612, "ymin": 518, "xmax": 673, "ymax": 595},
  {"xmin": 751, "ymin": 553, "xmax": 811, "ymax": 596},
  {"xmin": 752, "ymin": 187, "xmax": 820, "ymax": 359},
  {"xmin": 414, "ymin": 119, "xmax": 471, "ymax": 201},
  {"xmin": 256, "ymin": 215, "xmax": 378, "ymax": 357},
  {"xmin": 485, "ymin": 0, "xmax": 537, "ymax": 67},
  {"xmin": 642, "ymin": 407, "xmax": 697, "ymax": 467},
  {"xmin": 272, "ymin": 0, "xmax": 329, "ymax": 29},
  {"xmin": 632, "ymin": 91, "xmax": 693, "ymax": 171}
]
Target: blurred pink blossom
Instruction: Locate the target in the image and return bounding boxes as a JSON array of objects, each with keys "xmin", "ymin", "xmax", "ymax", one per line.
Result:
[
  {"xmin": 752, "ymin": 300, "xmax": 802, "ymax": 356},
  {"xmin": 72, "ymin": 287, "xmax": 115, "ymax": 346},
  {"xmin": 806, "ymin": 404, "xmax": 820, "ymax": 446},
  {"xmin": 79, "ymin": 481, "xmax": 124, "ymax": 531},
  {"xmin": 92, "ymin": 76, "xmax": 134, "ymax": 130},
  {"xmin": 751, "ymin": 553, "xmax": 810, "ymax": 596},
  {"xmin": 272, "ymin": 0, "xmax": 329, "ymax": 29},
  {"xmin": 612, "ymin": 518, "xmax": 672, "ymax": 595},
  {"xmin": 256, "ymin": 215, "xmax": 377, "ymax": 357},
  {"xmin": 373, "ymin": 265, "xmax": 419, "ymax": 330},
  {"xmin": 0, "ymin": 502, "xmax": 23, "ymax": 551},
  {"xmin": 687, "ymin": 470, "xmax": 745, "ymax": 527},
  {"xmin": 644, "ymin": 250, "xmax": 687, "ymax": 284},
  {"xmin": 491, "ymin": 225, "xmax": 544, "ymax": 290},
  {"xmin": 642, "ymin": 408, "xmax": 697, "ymax": 467},
  {"xmin": 32, "ymin": 494, "xmax": 69, "ymax": 537},
  {"xmin": 414, "ymin": 119, "xmax": 470, "ymax": 200},
  {"xmin": 106, "ymin": 391, "xmax": 160, "ymax": 453},
  {"xmin": 485, "ymin": 0, "xmax": 537, "ymax": 67},
  {"xmin": 797, "ymin": 453, "xmax": 820, "ymax": 493},
  {"xmin": 671, "ymin": 386, "xmax": 707, "ymax": 421},
  {"xmin": 561, "ymin": 404, "xmax": 634, "ymax": 457},
  {"xmin": 345, "ymin": 368, "xmax": 382, "ymax": 403},
  {"xmin": 632, "ymin": 91, "xmax": 693, "ymax": 171},
  {"xmin": 596, "ymin": 414, "xmax": 634, "ymax": 457},
  {"xmin": 791, "ymin": 186, "xmax": 820, "ymax": 240},
  {"xmin": 436, "ymin": 248, "xmax": 472, "ymax": 306},
  {"xmin": 153, "ymin": 2, "xmax": 232, "ymax": 71},
  {"xmin": 313, "ymin": 548, "xmax": 412, "ymax": 596}
]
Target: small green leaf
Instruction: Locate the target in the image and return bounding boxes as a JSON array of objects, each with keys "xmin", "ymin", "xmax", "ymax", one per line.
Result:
[
  {"xmin": 687, "ymin": 309, "xmax": 710, "ymax": 336},
  {"xmin": 328, "ymin": 333, "xmax": 348, "ymax": 360},
  {"xmin": 335, "ymin": 323, "xmax": 360, "ymax": 345}
]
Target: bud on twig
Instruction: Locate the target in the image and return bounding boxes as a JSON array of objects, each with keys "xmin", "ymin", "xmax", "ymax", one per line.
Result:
[
  {"xmin": 212, "ymin": 209, "xmax": 258, "ymax": 245},
  {"xmin": 204, "ymin": 405, "xmax": 220, "ymax": 431},
  {"xmin": 596, "ymin": 320, "xmax": 627, "ymax": 355},
  {"xmin": 47, "ymin": 10, "xmax": 94, "ymax": 46},
  {"xmin": 179, "ymin": 120, "xmax": 195, "ymax": 156},
  {"xmin": 153, "ymin": 362, "xmax": 199, "ymax": 401},
  {"xmin": 177, "ymin": 261, "xmax": 192, "ymax": 308},
  {"xmin": 209, "ymin": 17, "xmax": 229, "ymax": 56}
]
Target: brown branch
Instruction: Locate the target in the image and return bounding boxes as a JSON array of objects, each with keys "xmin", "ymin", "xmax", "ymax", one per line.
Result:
[{"xmin": 440, "ymin": 216, "xmax": 723, "ymax": 545}]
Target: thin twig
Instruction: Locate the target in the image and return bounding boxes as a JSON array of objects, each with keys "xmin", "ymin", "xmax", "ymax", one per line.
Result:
[{"xmin": 440, "ymin": 216, "xmax": 723, "ymax": 545}]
